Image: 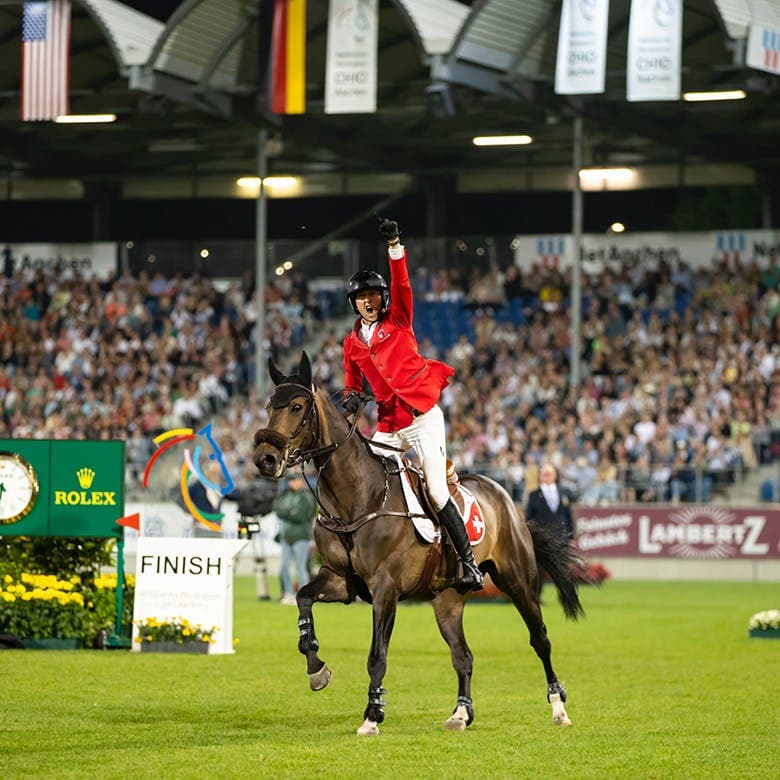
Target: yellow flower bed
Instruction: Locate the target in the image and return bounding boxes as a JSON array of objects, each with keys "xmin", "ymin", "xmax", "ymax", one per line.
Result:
[{"xmin": 0, "ymin": 571, "xmax": 133, "ymax": 644}]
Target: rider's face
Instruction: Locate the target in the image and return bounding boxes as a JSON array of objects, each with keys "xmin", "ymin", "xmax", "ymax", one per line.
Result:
[{"xmin": 355, "ymin": 290, "xmax": 383, "ymax": 323}]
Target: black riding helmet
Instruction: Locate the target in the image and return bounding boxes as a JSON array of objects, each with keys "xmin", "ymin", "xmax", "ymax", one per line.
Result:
[{"xmin": 346, "ymin": 270, "xmax": 390, "ymax": 315}]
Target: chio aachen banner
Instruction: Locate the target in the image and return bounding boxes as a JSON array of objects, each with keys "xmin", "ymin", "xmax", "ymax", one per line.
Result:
[
  {"xmin": 1, "ymin": 242, "xmax": 118, "ymax": 279},
  {"xmin": 514, "ymin": 228, "xmax": 780, "ymax": 273},
  {"xmin": 575, "ymin": 506, "xmax": 780, "ymax": 560}
]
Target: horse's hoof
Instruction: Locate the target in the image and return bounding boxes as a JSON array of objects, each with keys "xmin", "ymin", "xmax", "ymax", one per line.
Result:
[
  {"xmin": 357, "ymin": 719, "xmax": 379, "ymax": 736},
  {"xmin": 444, "ymin": 702, "xmax": 471, "ymax": 731},
  {"xmin": 308, "ymin": 664, "xmax": 332, "ymax": 691},
  {"xmin": 549, "ymin": 693, "xmax": 572, "ymax": 726}
]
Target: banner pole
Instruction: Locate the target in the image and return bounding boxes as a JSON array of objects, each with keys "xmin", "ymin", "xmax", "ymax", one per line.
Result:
[{"xmin": 570, "ymin": 115, "xmax": 583, "ymax": 389}]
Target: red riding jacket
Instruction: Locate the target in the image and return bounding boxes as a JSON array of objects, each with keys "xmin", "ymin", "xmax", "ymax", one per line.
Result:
[{"xmin": 343, "ymin": 249, "xmax": 455, "ymax": 432}]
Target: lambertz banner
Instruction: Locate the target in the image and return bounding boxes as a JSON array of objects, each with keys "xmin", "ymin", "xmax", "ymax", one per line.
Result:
[
  {"xmin": 575, "ymin": 506, "xmax": 780, "ymax": 560},
  {"xmin": 554, "ymin": 0, "xmax": 610, "ymax": 95}
]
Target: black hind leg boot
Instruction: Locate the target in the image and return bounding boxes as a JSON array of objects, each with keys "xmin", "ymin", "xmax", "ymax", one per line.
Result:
[{"xmin": 437, "ymin": 499, "xmax": 484, "ymax": 594}]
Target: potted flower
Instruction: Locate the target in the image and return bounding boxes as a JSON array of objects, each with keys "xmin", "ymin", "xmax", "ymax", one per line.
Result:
[
  {"xmin": 134, "ymin": 616, "xmax": 218, "ymax": 653},
  {"xmin": 748, "ymin": 609, "xmax": 779, "ymax": 639}
]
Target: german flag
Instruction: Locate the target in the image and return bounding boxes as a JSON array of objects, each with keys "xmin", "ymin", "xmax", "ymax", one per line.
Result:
[{"xmin": 271, "ymin": 0, "xmax": 306, "ymax": 114}]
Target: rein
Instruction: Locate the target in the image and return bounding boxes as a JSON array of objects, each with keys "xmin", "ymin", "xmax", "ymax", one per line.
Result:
[{"xmin": 257, "ymin": 385, "xmax": 415, "ymax": 531}]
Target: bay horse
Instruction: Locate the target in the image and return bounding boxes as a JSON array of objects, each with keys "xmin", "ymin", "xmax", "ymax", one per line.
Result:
[{"xmin": 253, "ymin": 352, "xmax": 585, "ymax": 735}]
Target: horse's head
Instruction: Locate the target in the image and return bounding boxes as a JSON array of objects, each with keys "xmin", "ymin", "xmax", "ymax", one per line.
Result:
[{"xmin": 253, "ymin": 352, "xmax": 318, "ymax": 479}]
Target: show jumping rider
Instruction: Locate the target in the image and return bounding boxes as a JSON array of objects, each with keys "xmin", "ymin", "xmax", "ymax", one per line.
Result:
[{"xmin": 341, "ymin": 217, "xmax": 483, "ymax": 593}]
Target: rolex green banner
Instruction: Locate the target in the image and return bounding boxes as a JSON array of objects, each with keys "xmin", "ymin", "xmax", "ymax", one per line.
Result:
[{"xmin": 0, "ymin": 439, "xmax": 125, "ymax": 538}]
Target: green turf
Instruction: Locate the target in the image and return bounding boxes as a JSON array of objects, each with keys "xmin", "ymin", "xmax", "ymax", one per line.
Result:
[{"xmin": 1, "ymin": 578, "xmax": 777, "ymax": 779}]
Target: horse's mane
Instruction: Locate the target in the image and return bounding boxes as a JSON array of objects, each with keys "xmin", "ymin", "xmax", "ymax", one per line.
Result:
[{"xmin": 313, "ymin": 385, "xmax": 386, "ymax": 465}]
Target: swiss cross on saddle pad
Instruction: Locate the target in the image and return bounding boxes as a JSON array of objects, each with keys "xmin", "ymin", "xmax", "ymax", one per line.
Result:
[{"xmin": 452, "ymin": 484, "xmax": 486, "ymax": 544}]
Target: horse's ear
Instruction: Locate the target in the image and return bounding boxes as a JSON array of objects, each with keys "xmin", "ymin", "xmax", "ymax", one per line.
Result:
[
  {"xmin": 299, "ymin": 351, "xmax": 313, "ymax": 389},
  {"xmin": 268, "ymin": 357, "xmax": 286, "ymax": 387}
]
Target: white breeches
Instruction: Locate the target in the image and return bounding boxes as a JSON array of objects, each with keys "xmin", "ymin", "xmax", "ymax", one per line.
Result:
[{"xmin": 371, "ymin": 403, "xmax": 450, "ymax": 511}]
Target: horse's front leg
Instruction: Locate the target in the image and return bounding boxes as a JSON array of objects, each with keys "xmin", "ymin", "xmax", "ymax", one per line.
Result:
[
  {"xmin": 357, "ymin": 578, "xmax": 399, "ymax": 736},
  {"xmin": 296, "ymin": 566, "xmax": 352, "ymax": 691},
  {"xmin": 432, "ymin": 589, "xmax": 474, "ymax": 731}
]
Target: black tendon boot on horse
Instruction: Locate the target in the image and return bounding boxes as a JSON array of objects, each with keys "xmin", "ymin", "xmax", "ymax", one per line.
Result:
[{"xmin": 437, "ymin": 499, "xmax": 484, "ymax": 594}]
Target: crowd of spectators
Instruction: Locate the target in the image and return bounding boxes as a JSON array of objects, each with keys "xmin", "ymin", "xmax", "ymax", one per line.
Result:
[
  {"xmin": 311, "ymin": 251, "xmax": 780, "ymax": 505},
  {"xmin": 0, "ymin": 264, "xmax": 319, "ymax": 491},
  {"xmin": 1, "ymin": 248, "xmax": 778, "ymax": 507}
]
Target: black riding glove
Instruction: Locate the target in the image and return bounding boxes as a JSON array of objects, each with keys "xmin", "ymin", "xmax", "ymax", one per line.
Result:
[
  {"xmin": 378, "ymin": 218, "xmax": 400, "ymax": 244},
  {"xmin": 343, "ymin": 391, "xmax": 362, "ymax": 415}
]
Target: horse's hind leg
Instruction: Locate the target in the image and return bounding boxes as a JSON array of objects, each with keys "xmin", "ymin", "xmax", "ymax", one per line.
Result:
[
  {"xmin": 431, "ymin": 590, "xmax": 474, "ymax": 731},
  {"xmin": 295, "ymin": 566, "xmax": 351, "ymax": 692},
  {"xmin": 490, "ymin": 566, "xmax": 572, "ymax": 726}
]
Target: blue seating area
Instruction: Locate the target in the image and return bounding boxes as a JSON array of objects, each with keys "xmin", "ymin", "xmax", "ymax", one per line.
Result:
[
  {"xmin": 415, "ymin": 291, "xmax": 695, "ymax": 356},
  {"xmin": 414, "ymin": 298, "xmax": 529, "ymax": 354}
]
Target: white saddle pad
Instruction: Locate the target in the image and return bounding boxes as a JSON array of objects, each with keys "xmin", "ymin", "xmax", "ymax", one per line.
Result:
[{"xmin": 374, "ymin": 451, "xmax": 482, "ymax": 545}]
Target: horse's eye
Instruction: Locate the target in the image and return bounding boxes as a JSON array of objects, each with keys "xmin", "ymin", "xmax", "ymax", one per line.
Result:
[{"xmin": 291, "ymin": 402, "xmax": 303, "ymax": 413}]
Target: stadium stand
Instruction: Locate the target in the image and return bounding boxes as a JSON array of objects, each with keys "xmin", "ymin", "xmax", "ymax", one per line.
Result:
[{"xmin": 1, "ymin": 249, "xmax": 777, "ymax": 507}]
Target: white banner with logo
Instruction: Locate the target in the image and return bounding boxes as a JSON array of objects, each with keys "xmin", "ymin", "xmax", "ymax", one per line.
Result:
[
  {"xmin": 324, "ymin": 0, "xmax": 378, "ymax": 114},
  {"xmin": 132, "ymin": 537, "xmax": 248, "ymax": 654},
  {"xmin": 746, "ymin": 23, "xmax": 780, "ymax": 75},
  {"xmin": 513, "ymin": 229, "xmax": 780, "ymax": 273},
  {"xmin": 1, "ymin": 242, "xmax": 117, "ymax": 279},
  {"xmin": 627, "ymin": 0, "xmax": 682, "ymax": 101},
  {"xmin": 555, "ymin": 0, "xmax": 610, "ymax": 94}
]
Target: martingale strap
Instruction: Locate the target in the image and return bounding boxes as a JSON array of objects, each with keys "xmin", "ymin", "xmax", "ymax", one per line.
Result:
[{"xmin": 316, "ymin": 510, "xmax": 412, "ymax": 533}]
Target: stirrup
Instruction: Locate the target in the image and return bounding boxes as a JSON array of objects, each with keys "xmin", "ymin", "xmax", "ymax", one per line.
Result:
[{"xmin": 455, "ymin": 560, "xmax": 484, "ymax": 594}]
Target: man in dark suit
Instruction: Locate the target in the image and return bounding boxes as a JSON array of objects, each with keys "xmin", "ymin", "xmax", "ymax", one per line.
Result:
[{"xmin": 524, "ymin": 462, "xmax": 575, "ymax": 597}]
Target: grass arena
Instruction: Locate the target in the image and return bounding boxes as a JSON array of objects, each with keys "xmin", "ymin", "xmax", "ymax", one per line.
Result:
[{"xmin": 3, "ymin": 577, "xmax": 777, "ymax": 778}]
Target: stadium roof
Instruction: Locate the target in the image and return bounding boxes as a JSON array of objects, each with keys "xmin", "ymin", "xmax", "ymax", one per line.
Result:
[{"xmin": 0, "ymin": 0, "xmax": 779, "ymax": 201}]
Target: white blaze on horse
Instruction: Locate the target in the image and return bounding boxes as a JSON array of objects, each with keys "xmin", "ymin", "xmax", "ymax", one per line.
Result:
[{"xmin": 253, "ymin": 352, "xmax": 586, "ymax": 735}]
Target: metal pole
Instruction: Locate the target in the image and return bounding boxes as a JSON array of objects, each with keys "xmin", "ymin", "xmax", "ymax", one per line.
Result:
[
  {"xmin": 113, "ymin": 533, "xmax": 124, "ymax": 639},
  {"xmin": 254, "ymin": 128, "xmax": 268, "ymax": 399},
  {"xmin": 571, "ymin": 115, "xmax": 583, "ymax": 389}
]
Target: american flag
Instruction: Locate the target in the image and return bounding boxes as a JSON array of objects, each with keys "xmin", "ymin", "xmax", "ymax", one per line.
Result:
[{"xmin": 21, "ymin": 0, "xmax": 71, "ymax": 121}]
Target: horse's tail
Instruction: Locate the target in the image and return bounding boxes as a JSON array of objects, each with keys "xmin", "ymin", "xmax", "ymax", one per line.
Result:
[{"xmin": 525, "ymin": 518, "xmax": 586, "ymax": 621}]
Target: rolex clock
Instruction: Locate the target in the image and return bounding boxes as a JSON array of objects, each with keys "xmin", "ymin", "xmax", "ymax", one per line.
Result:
[{"xmin": 0, "ymin": 451, "xmax": 40, "ymax": 525}]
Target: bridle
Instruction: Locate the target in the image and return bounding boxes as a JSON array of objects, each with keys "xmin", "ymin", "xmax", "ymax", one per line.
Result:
[
  {"xmin": 254, "ymin": 382, "xmax": 362, "ymax": 471},
  {"xmin": 255, "ymin": 382, "xmax": 410, "ymax": 528}
]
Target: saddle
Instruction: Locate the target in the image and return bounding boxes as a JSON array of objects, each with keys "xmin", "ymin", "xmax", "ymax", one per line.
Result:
[
  {"xmin": 401, "ymin": 460, "xmax": 486, "ymax": 598},
  {"xmin": 404, "ymin": 459, "xmax": 465, "ymax": 521},
  {"xmin": 402, "ymin": 460, "xmax": 485, "ymax": 543},
  {"xmin": 315, "ymin": 456, "xmax": 484, "ymax": 598}
]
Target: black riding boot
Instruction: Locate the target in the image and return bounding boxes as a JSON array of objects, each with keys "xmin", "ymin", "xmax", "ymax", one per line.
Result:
[{"xmin": 437, "ymin": 499, "xmax": 484, "ymax": 594}]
